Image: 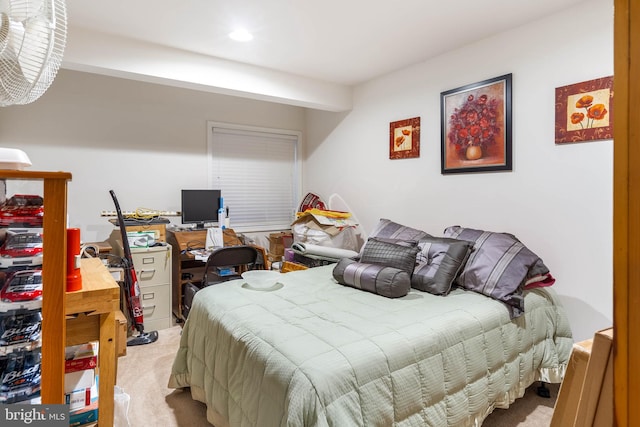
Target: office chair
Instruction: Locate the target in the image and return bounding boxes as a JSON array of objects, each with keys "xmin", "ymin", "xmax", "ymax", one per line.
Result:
[
  {"xmin": 201, "ymin": 245, "xmax": 260, "ymax": 286},
  {"xmin": 182, "ymin": 245, "xmax": 262, "ymax": 320}
]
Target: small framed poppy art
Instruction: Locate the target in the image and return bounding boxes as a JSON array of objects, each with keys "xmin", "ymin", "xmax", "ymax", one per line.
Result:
[
  {"xmin": 389, "ymin": 117, "xmax": 420, "ymax": 159},
  {"xmin": 555, "ymin": 76, "xmax": 613, "ymax": 144},
  {"xmin": 440, "ymin": 73, "xmax": 512, "ymax": 174}
]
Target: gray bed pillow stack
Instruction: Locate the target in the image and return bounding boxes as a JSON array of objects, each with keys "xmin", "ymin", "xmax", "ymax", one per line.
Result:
[
  {"xmin": 365, "ymin": 219, "xmax": 474, "ymax": 296},
  {"xmin": 333, "ymin": 219, "xmax": 553, "ymax": 314},
  {"xmin": 443, "ymin": 225, "xmax": 551, "ymax": 318}
]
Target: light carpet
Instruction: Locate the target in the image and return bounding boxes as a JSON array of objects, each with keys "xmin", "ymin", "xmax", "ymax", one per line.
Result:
[{"xmin": 116, "ymin": 325, "xmax": 559, "ymax": 427}]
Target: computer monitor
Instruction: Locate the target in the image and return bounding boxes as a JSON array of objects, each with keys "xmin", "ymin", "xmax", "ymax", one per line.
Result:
[{"xmin": 181, "ymin": 189, "xmax": 222, "ymax": 229}]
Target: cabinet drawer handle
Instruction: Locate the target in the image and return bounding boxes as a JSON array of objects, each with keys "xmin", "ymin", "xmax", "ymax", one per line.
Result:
[
  {"xmin": 142, "ymin": 304, "xmax": 156, "ymax": 310},
  {"xmin": 138, "ymin": 269, "xmax": 156, "ymax": 278}
]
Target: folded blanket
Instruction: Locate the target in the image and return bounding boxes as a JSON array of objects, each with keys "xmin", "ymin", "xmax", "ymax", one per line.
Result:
[{"xmin": 291, "ymin": 242, "xmax": 358, "ymax": 261}]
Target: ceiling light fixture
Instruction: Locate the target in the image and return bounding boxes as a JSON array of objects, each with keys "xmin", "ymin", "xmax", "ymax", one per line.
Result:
[{"xmin": 229, "ymin": 29, "xmax": 253, "ymax": 42}]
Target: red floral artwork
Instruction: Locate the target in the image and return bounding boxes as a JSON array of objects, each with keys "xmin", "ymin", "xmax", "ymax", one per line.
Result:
[
  {"xmin": 571, "ymin": 95, "xmax": 608, "ymax": 129},
  {"xmin": 440, "ymin": 74, "xmax": 512, "ymax": 174},
  {"xmin": 555, "ymin": 76, "xmax": 613, "ymax": 144},
  {"xmin": 448, "ymin": 93, "xmax": 501, "ymax": 156},
  {"xmin": 389, "ymin": 117, "xmax": 420, "ymax": 159}
]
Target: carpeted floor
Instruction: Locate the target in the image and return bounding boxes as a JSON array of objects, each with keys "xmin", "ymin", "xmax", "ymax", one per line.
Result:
[{"xmin": 116, "ymin": 325, "xmax": 559, "ymax": 427}]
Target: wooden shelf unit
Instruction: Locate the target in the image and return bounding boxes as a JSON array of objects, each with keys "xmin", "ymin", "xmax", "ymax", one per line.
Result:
[
  {"xmin": 0, "ymin": 170, "xmax": 71, "ymax": 405},
  {"xmin": 1, "ymin": 171, "xmax": 120, "ymax": 426},
  {"xmin": 66, "ymin": 258, "xmax": 121, "ymax": 426}
]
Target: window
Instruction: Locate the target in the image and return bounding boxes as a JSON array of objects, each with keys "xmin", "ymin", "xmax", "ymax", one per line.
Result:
[{"xmin": 207, "ymin": 122, "xmax": 301, "ymax": 232}]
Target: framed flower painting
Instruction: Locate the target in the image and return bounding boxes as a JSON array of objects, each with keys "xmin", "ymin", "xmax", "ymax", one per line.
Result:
[
  {"xmin": 389, "ymin": 117, "xmax": 420, "ymax": 159},
  {"xmin": 555, "ymin": 76, "xmax": 613, "ymax": 144},
  {"xmin": 440, "ymin": 73, "xmax": 512, "ymax": 174}
]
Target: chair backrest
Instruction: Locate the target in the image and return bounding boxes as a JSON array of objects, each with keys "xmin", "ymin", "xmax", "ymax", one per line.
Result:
[{"xmin": 202, "ymin": 245, "xmax": 259, "ymax": 286}]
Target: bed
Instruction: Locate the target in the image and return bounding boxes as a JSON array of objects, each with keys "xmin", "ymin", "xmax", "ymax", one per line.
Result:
[{"xmin": 168, "ymin": 261, "xmax": 573, "ymax": 426}]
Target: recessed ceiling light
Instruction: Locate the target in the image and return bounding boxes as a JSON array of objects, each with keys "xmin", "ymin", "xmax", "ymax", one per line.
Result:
[{"xmin": 229, "ymin": 29, "xmax": 253, "ymax": 42}]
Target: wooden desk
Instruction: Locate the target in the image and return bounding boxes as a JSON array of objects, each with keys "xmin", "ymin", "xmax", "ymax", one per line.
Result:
[
  {"xmin": 66, "ymin": 258, "xmax": 120, "ymax": 427},
  {"xmin": 166, "ymin": 228, "xmax": 247, "ymax": 322}
]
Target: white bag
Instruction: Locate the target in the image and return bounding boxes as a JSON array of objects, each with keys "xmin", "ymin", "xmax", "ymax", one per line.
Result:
[
  {"xmin": 114, "ymin": 385, "xmax": 131, "ymax": 427},
  {"xmin": 291, "ymin": 213, "xmax": 360, "ymax": 251}
]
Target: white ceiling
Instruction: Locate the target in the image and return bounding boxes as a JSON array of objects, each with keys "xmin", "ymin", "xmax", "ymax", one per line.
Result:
[{"xmin": 63, "ymin": 0, "xmax": 588, "ymax": 110}]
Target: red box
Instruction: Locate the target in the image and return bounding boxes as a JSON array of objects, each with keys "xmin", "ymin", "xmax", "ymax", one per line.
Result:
[
  {"xmin": 65, "ymin": 356, "xmax": 97, "ymax": 373},
  {"xmin": 65, "ymin": 341, "xmax": 98, "ymax": 373}
]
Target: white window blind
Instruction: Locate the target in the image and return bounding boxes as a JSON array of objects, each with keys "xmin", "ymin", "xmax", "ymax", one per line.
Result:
[{"xmin": 208, "ymin": 124, "xmax": 300, "ymax": 231}]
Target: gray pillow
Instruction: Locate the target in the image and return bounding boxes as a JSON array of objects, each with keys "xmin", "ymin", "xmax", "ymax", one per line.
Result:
[
  {"xmin": 360, "ymin": 237, "xmax": 419, "ymax": 275},
  {"xmin": 412, "ymin": 237, "xmax": 474, "ymax": 295},
  {"xmin": 368, "ymin": 218, "xmax": 432, "ymax": 241},
  {"xmin": 332, "ymin": 258, "xmax": 411, "ymax": 298},
  {"xmin": 443, "ymin": 225, "xmax": 551, "ymax": 318}
]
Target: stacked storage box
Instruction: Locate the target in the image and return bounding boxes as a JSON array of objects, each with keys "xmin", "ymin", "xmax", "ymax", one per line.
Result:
[
  {"xmin": 0, "ymin": 270, "xmax": 43, "ymax": 404},
  {"xmin": 65, "ymin": 342, "xmax": 99, "ymax": 426}
]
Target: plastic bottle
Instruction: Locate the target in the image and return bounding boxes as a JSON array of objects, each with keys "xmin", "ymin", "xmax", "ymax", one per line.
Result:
[{"xmin": 218, "ymin": 197, "xmax": 226, "ymax": 229}]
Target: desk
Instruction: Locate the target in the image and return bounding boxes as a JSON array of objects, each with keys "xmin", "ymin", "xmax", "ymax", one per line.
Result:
[
  {"xmin": 166, "ymin": 229, "xmax": 251, "ymax": 322},
  {"xmin": 66, "ymin": 258, "xmax": 121, "ymax": 427}
]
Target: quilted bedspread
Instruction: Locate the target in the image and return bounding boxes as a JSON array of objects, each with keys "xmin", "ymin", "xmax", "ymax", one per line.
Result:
[{"xmin": 168, "ymin": 265, "xmax": 572, "ymax": 427}]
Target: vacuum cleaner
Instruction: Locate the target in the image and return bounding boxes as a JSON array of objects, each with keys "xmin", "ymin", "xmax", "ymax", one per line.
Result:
[{"xmin": 109, "ymin": 190, "xmax": 158, "ymax": 346}]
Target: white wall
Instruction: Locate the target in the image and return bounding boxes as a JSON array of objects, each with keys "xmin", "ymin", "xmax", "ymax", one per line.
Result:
[
  {"xmin": 0, "ymin": 70, "xmax": 305, "ymax": 242},
  {"xmin": 0, "ymin": 0, "xmax": 612, "ymax": 342},
  {"xmin": 304, "ymin": 0, "xmax": 613, "ymax": 341}
]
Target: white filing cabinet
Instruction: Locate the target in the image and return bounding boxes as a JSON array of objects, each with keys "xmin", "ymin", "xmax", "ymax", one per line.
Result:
[
  {"xmin": 109, "ymin": 229, "xmax": 174, "ymax": 332},
  {"xmin": 129, "ymin": 245, "xmax": 173, "ymax": 331}
]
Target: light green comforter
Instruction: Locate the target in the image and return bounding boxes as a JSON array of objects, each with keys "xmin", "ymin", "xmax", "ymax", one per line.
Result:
[{"xmin": 168, "ymin": 265, "xmax": 572, "ymax": 427}]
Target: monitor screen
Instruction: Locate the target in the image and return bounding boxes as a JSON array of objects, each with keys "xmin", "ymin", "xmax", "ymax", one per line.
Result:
[{"xmin": 181, "ymin": 189, "xmax": 222, "ymax": 228}]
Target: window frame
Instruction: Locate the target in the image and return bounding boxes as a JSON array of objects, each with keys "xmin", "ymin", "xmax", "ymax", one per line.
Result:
[{"xmin": 207, "ymin": 121, "xmax": 302, "ymax": 233}]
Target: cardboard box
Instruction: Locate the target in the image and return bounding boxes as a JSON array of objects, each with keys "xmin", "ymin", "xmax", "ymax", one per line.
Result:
[
  {"xmin": 65, "ymin": 341, "xmax": 99, "ymax": 417},
  {"xmin": 268, "ymin": 255, "xmax": 282, "ymax": 264},
  {"xmin": 126, "ymin": 231, "xmax": 156, "ymax": 248},
  {"xmin": 64, "ymin": 369, "xmax": 95, "ymax": 395},
  {"xmin": 120, "ymin": 224, "xmax": 166, "ymax": 242},
  {"xmin": 575, "ymin": 328, "xmax": 613, "ymax": 427},
  {"xmin": 550, "ymin": 339, "xmax": 592, "ymax": 427},
  {"xmin": 550, "ymin": 327, "xmax": 613, "ymax": 427},
  {"xmin": 109, "ymin": 226, "xmax": 165, "ymax": 250},
  {"xmin": 281, "ymin": 261, "xmax": 308, "ymax": 273},
  {"xmin": 67, "ymin": 375, "xmax": 98, "ymax": 427},
  {"xmin": 65, "ymin": 341, "xmax": 98, "ymax": 373},
  {"xmin": 268, "ymin": 231, "xmax": 293, "ymax": 257}
]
